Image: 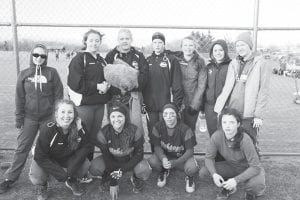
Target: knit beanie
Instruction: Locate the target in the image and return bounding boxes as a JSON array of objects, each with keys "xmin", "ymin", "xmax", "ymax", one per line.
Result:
[
  {"xmin": 108, "ymin": 103, "xmax": 128, "ymax": 117},
  {"xmin": 235, "ymin": 32, "xmax": 253, "ymax": 49},
  {"xmin": 152, "ymin": 32, "xmax": 165, "ymax": 44},
  {"xmin": 163, "ymin": 103, "xmax": 178, "ymax": 113}
]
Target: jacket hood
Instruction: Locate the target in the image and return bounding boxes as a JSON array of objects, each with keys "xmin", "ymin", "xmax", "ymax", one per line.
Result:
[
  {"xmin": 29, "ymin": 44, "xmax": 48, "ymax": 68},
  {"xmin": 209, "ymin": 39, "xmax": 231, "ymax": 65}
]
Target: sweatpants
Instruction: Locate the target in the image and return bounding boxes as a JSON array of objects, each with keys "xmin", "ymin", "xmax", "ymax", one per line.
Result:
[
  {"xmin": 199, "ymin": 161, "xmax": 265, "ymax": 196},
  {"xmin": 204, "ymin": 103, "xmax": 219, "ymax": 136},
  {"xmin": 148, "ymin": 154, "xmax": 199, "ymax": 177},
  {"xmin": 89, "ymin": 155, "xmax": 152, "ymax": 181},
  {"xmin": 29, "ymin": 159, "xmax": 90, "ymax": 185},
  {"xmin": 4, "ymin": 117, "xmax": 50, "ymax": 182}
]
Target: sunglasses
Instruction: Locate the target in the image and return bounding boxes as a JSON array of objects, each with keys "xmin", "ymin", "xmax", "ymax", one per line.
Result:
[{"xmin": 32, "ymin": 53, "xmax": 47, "ymax": 59}]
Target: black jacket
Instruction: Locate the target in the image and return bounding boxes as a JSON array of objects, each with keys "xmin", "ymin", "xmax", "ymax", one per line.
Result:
[
  {"xmin": 34, "ymin": 121, "xmax": 93, "ymax": 182},
  {"xmin": 67, "ymin": 52, "xmax": 114, "ymax": 105},
  {"xmin": 143, "ymin": 50, "xmax": 184, "ymax": 112},
  {"xmin": 105, "ymin": 47, "xmax": 149, "ymax": 92}
]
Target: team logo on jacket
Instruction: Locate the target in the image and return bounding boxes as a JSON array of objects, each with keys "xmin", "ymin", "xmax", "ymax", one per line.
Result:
[
  {"xmin": 208, "ymin": 69, "xmax": 213, "ymax": 74},
  {"xmin": 132, "ymin": 61, "xmax": 139, "ymax": 69},
  {"xmin": 160, "ymin": 62, "xmax": 168, "ymax": 68},
  {"xmin": 28, "ymin": 75, "xmax": 47, "ymax": 83}
]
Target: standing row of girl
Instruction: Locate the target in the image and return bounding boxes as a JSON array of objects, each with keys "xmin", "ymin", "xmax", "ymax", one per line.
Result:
[{"xmin": 0, "ymin": 28, "xmax": 269, "ymax": 200}]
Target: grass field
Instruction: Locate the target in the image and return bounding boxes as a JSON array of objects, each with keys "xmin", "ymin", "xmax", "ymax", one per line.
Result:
[{"xmin": 0, "ymin": 51, "xmax": 300, "ymax": 199}]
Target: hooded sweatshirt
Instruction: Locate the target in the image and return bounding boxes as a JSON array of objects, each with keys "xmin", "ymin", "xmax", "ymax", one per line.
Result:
[
  {"xmin": 205, "ymin": 40, "xmax": 232, "ymax": 105},
  {"xmin": 15, "ymin": 44, "xmax": 63, "ymax": 128}
]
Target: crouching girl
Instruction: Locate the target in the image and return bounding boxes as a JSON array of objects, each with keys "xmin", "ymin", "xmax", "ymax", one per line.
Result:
[
  {"xmin": 29, "ymin": 99, "xmax": 93, "ymax": 200},
  {"xmin": 148, "ymin": 104, "xmax": 199, "ymax": 193},
  {"xmin": 199, "ymin": 108, "xmax": 265, "ymax": 200},
  {"xmin": 89, "ymin": 103, "xmax": 151, "ymax": 200}
]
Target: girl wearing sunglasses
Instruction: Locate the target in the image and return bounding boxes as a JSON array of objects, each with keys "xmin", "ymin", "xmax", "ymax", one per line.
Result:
[{"xmin": 0, "ymin": 44, "xmax": 64, "ymax": 194}]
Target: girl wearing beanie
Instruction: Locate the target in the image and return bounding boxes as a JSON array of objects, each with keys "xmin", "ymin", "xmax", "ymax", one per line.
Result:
[
  {"xmin": 204, "ymin": 39, "xmax": 232, "ymax": 136},
  {"xmin": 214, "ymin": 32, "xmax": 271, "ymax": 145},
  {"xmin": 0, "ymin": 44, "xmax": 63, "ymax": 194},
  {"xmin": 89, "ymin": 102, "xmax": 151, "ymax": 200}
]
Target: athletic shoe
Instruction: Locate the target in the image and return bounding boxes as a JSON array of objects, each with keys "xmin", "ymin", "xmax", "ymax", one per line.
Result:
[
  {"xmin": 157, "ymin": 169, "xmax": 169, "ymax": 188},
  {"xmin": 0, "ymin": 179, "xmax": 14, "ymax": 194},
  {"xmin": 130, "ymin": 175, "xmax": 144, "ymax": 193},
  {"xmin": 216, "ymin": 187, "xmax": 237, "ymax": 200},
  {"xmin": 185, "ymin": 176, "xmax": 195, "ymax": 193},
  {"xmin": 36, "ymin": 184, "xmax": 48, "ymax": 200},
  {"xmin": 65, "ymin": 179, "xmax": 84, "ymax": 196}
]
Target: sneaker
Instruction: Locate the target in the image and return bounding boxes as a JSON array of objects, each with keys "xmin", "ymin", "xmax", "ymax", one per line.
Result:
[
  {"xmin": 185, "ymin": 176, "xmax": 195, "ymax": 193},
  {"xmin": 216, "ymin": 187, "xmax": 237, "ymax": 200},
  {"xmin": 0, "ymin": 179, "xmax": 14, "ymax": 194},
  {"xmin": 65, "ymin": 178, "xmax": 84, "ymax": 196},
  {"xmin": 157, "ymin": 169, "xmax": 169, "ymax": 188},
  {"xmin": 130, "ymin": 175, "xmax": 144, "ymax": 193},
  {"xmin": 36, "ymin": 184, "xmax": 48, "ymax": 200}
]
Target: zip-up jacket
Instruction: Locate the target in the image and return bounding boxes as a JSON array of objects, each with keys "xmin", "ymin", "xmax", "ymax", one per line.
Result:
[
  {"xmin": 105, "ymin": 47, "xmax": 149, "ymax": 92},
  {"xmin": 34, "ymin": 121, "xmax": 93, "ymax": 182},
  {"xmin": 143, "ymin": 50, "xmax": 184, "ymax": 112},
  {"xmin": 176, "ymin": 52, "xmax": 207, "ymax": 111},
  {"xmin": 205, "ymin": 58, "xmax": 231, "ymax": 105},
  {"xmin": 67, "ymin": 52, "xmax": 114, "ymax": 105},
  {"xmin": 15, "ymin": 66, "xmax": 63, "ymax": 128}
]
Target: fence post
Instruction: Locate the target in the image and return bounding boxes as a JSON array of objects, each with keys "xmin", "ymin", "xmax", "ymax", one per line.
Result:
[
  {"xmin": 11, "ymin": 0, "xmax": 20, "ymax": 74},
  {"xmin": 253, "ymin": 0, "xmax": 260, "ymax": 52}
]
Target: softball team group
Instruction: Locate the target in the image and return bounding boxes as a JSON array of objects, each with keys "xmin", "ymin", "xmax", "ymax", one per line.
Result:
[{"xmin": 0, "ymin": 28, "xmax": 270, "ymax": 200}]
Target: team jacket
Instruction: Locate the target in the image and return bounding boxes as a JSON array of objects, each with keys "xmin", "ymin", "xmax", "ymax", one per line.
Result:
[
  {"xmin": 94, "ymin": 123, "xmax": 144, "ymax": 173},
  {"xmin": 105, "ymin": 47, "xmax": 149, "ymax": 92},
  {"xmin": 67, "ymin": 52, "xmax": 114, "ymax": 105},
  {"xmin": 34, "ymin": 121, "xmax": 93, "ymax": 182},
  {"xmin": 150, "ymin": 121, "xmax": 196, "ymax": 158},
  {"xmin": 15, "ymin": 66, "xmax": 63, "ymax": 128},
  {"xmin": 176, "ymin": 52, "xmax": 207, "ymax": 111},
  {"xmin": 205, "ymin": 58, "xmax": 231, "ymax": 105},
  {"xmin": 143, "ymin": 50, "xmax": 184, "ymax": 112}
]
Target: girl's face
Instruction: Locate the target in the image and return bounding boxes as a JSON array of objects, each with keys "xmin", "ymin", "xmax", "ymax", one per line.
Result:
[
  {"xmin": 212, "ymin": 44, "xmax": 225, "ymax": 63},
  {"xmin": 235, "ymin": 41, "xmax": 251, "ymax": 58},
  {"xmin": 182, "ymin": 39, "xmax": 195, "ymax": 57},
  {"xmin": 152, "ymin": 39, "xmax": 165, "ymax": 55},
  {"xmin": 163, "ymin": 108, "xmax": 177, "ymax": 128},
  {"xmin": 85, "ymin": 33, "xmax": 101, "ymax": 53},
  {"xmin": 110, "ymin": 111, "xmax": 125, "ymax": 132},
  {"xmin": 32, "ymin": 47, "xmax": 47, "ymax": 65},
  {"xmin": 55, "ymin": 103, "xmax": 75, "ymax": 129},
  {"xmin": 221, "ymin": 114, "xmax": 240, "ymax": 140}
]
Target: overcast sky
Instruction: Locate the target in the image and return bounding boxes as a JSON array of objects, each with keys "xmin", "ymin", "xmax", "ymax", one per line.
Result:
[{"xmin": 1, "ymin": 0, "xmax": 300, "ymax": 48}]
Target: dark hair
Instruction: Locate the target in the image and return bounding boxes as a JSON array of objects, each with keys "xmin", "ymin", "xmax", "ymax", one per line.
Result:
[
  {"xmin": 54, "ymin": 99, "xmax": 81, "ymax": 150},
  {"xmin": 219, "ymin": 108, "xmax": 246, "ymax": 150},
  {"xmin": 82, "ymin": 29, "xmax": 104, "ymax": 50}
]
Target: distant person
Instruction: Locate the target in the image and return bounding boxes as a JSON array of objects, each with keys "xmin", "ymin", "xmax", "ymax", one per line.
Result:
[
  {"xmin": 29, "ymin": 99, "xmax": 93, "ymax": 199},
  {"xmin": 199, "ymin": 108, "xmax": 265, "ymax": 200},
  {"xmin": 148, "ymin": 104, "xmax": 199, "ymax": 193},
  {"xmin": 214, "ymin": 32, "xmax": 271, "ymax": 144},
  {"xmin": 55, "ymin": 50, "xmax": 59, "ymax": 61},
  {"xmin": 67, "ymin": 29, "xmax": 114, "ymax": 161},
  {"xmin": 204, "ymin": 39, "xmax": 232, "ymax": 136},
  {"xmin": 0, "ymin": 44, "xmax": 63, "ymax": 194},
  {"xmin": 89, "ymin": 103, "xmax": 151, "ymax": 200},
  {"xmin": 176, "ymin": 36, "xmax": 207, "ymax": 131},
  {"xmin": 143, "ymin": 32, "xmax": 184, "ymax": 134},
  {"xmin": 105, "ymin": 28, "xmax": 149, "ymax": 135}
]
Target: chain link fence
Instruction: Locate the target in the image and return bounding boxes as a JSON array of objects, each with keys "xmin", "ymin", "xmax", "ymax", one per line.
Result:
[{"xmin": 1, "ymin": 0, "xmax": 300, "ymax": 154}]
